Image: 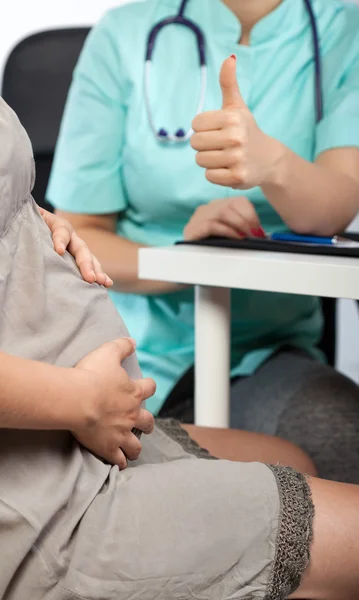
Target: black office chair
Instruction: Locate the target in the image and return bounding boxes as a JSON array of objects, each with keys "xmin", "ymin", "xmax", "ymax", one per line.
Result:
[
  {"xmin": 319, "ymin": 297, "xmax": 336, "ymax": 365},
  {"xmin": 1, "ymin": 28, "xmax": 91, "ymax": 211},
  {"xmin": 1, "ymin": 28, "xmax": 338, "ymax": 369}
]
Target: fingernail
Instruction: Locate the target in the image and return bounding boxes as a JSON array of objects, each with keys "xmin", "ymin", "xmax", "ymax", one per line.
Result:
[
  {"xmin": 250, "ymin": 228, "xmax": 266, "ymax": 238},
  {"xmin": 230, "ymin": 54, "xmax": 236, "ymax": 60},
  {"xmin": 59, "ymin": 243, "xmax": 66, "ymax": 253},
  {"xmin": 91, "ymin": 270, "xmax": 96, "ymax": 279}
]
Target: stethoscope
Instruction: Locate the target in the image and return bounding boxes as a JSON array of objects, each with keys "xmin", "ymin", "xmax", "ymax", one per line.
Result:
[{"xmin": 144, "ymin": 0, "xmax": 323, "ymax": 144}]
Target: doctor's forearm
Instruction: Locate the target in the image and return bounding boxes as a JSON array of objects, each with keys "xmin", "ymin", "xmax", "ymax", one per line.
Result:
[
  {"xmin": 263, "ymin": 146, "xmax": 359, "ymax": 235},
  {"xmin": 73, "ymin": 227, "xmax": 184, "ymax": 295},
  {"xmin": 261, "ymin": 142, "xmax": 359, "ymax": 236}
]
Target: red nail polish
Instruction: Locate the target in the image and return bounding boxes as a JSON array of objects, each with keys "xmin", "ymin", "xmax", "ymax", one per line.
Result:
[
  {"xmin": 251, "ymin": 228, "xmax": 266, "ymax": 239},
  {"xmin": 230, "ymin": 54, "xmax": 236, "ymax": 60}
]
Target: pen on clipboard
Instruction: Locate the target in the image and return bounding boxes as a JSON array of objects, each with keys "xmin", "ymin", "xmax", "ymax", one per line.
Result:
[{"xmin": 269, "ymin": 233, "xmax": 359, "ymax": 247}]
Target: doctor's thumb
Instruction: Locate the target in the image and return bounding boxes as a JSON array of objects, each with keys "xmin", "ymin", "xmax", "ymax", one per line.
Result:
[{"xmin": 220, "ymin": 55, "xmax": 246, "ymax": 110}]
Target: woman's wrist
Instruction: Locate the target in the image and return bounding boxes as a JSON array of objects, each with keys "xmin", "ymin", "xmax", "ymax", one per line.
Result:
[
  {"xmin": 260, "ymin": 135, "xmax": 289, "ymax": 189},
  {"xmin": 53, "ymin": 367, "xmax": 99, "ymax": 430},
  {"xmin": 0, "ymin": 352, "xmax": 98, "ymax": 431}
]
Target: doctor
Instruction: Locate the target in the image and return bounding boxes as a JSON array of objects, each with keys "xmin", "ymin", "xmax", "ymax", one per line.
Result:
[{"xmin": 48, "ymin": 0, "xmax": 359, "ymax": 482}]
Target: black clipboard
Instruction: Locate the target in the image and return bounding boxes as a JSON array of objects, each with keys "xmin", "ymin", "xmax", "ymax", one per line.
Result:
[{"xmin": 176, "ymin": 233, "xmax": 359, "ymax": 258}]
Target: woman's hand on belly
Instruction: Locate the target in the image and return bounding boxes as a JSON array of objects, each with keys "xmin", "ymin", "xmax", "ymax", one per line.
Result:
[
  {"xmin": 39, "ymin": 207, "xmax": 113, "ymax": 287},
  {"xmin": 184, "ymin": 196, "xmax": 265, "ymax": 241},
  {"xmin": 72, "ymin": 338, "xmax": 156, "ymax": 469},
  {"xmin": 55, "ymin": 210, "xmax": 185, "ymax": 295}
]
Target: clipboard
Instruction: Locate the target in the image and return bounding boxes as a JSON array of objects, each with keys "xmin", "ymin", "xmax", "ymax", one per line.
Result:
[{"xmin": 176, "ymin": 233, "xmax": 359, "ymax": 258}]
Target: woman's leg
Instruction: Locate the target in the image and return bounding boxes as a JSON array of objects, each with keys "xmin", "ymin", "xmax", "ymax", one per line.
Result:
[
  {"xmin": 11, "ymin": 421, "xmax": 358, "ymax": 600},
  {"xmin": 182, "ymin": 423, "xmax": 317, "ymax": 475},
  {"xmin": 291, "ymin": 477, "xmax": 359, "ymax": 600},
  {"xmin": 230, "ymin": 349, "xmax": 359, "ymax": 483}
]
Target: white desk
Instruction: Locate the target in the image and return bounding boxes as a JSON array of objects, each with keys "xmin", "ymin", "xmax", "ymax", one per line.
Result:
[{"xmin": 138, "ymin": 245, "xmax": 359, "ymax": 428}]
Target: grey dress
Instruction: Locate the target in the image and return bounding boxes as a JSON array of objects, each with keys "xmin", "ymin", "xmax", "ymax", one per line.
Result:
[{"xmin": 0, "ymin": 98, "xmax": 313, "ymax": 600}]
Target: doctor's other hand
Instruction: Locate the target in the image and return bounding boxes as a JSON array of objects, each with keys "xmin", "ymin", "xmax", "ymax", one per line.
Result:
[
  {"xmin": 191, "ymin": 55, "xmax": 283, "ymax": 189},
  {"xmin": 38, "ymin": 206, "xmax": 113, "ymax": 288},
  {"xmin": 72, "ymin": 338, "xmax": 156, "ymax": 469},
  {"xmin": 184, "ymin": 196, "xmax": 265, "ymax": 241}
]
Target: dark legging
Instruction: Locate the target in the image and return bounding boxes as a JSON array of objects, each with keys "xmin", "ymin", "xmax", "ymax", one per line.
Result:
[{"xmin": 160, "ymin": 348, "xmax": 359, "ymax": 483}]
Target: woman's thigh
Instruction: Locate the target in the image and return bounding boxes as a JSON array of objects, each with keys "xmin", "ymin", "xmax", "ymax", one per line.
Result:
[{"xmin": 230, "ymin": 349, "xmax": 359, "ymax": 483}]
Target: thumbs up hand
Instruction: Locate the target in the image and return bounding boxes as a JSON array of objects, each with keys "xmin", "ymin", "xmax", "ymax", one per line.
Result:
[{"xmin": 191, "ymin": 55, "xmax": 282, "ymax": 189}]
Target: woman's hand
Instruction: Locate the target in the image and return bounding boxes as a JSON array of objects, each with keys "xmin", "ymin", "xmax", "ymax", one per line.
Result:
[
  {"xmin": 73, "ymin": 338, "xmax": 156, "ymax": 469},
  {"xmin": 39, "ymin": 207, "xmax": 113, "ymax": 287},
  {"xmin": 184, "ymin": 196, "xmax": 265, "ymax": 241},
  {"xmin": 191, "ymin": 55, "xmax": 283, "ymax": 190}
]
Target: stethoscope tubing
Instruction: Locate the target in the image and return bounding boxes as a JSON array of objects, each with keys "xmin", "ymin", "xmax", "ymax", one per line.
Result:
[{"xmin": 144, "ymin": 0, "xmax": 322, "ymax": 144}]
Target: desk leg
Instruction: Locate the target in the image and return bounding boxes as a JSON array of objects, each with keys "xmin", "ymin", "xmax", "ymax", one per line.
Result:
[{"xmin": 195, "ymin": 286, "xmax": 231, "ymax": 428}]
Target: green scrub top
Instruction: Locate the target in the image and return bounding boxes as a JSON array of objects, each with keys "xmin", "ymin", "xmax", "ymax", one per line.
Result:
[{"xmin": 48, "ymin": 0, "xmax": 359, "ymax": 415}]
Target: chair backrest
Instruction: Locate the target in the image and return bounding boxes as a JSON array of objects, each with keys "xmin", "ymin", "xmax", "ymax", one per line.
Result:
[
  {"xmin": 1, "ymin": 28, "xmax": 90, "ymax": 211},
  {"xmin": 319, "ymin": 297, "xmax": 336, "ymax": 366}
]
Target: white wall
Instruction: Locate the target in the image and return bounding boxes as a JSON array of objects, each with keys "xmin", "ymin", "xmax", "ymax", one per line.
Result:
[
  {"xmin": 0, "ymin": 0, "xmax": 135, "ymax": 78},
  {"xmin": 335, "ymin": 1, "xmax": 359, "ymax": 383},
  {"xmin": 1, "ymin": 0, "xmax": 358, "ymax": 381},
  {"xmin": 2, "ymin": 0, "xmax": 358, "ymax": 75}
]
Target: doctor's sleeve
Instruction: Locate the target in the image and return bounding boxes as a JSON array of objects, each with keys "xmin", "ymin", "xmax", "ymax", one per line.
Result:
[
  {"xmin": 315, "ymin": 48, "xmax": 359, "ymax": 158},
  {"xmin": 47, "ymin": 13, "xmax": 128, "ymax": 215}
]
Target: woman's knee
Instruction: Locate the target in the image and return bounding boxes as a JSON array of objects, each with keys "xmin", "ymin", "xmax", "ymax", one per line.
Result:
[{"xmin": 268, "ymin": 435, "xmax": 318, "ymax": 476}]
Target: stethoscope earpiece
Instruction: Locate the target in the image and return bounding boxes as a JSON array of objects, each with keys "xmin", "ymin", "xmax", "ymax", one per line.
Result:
[
  {"xmin": 157, "ymin": 127, "xmax": 189, "ymax": 142},
  {"xmin": 158, "ymin": 128, "xmax": 169, "ymax": 138}
]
